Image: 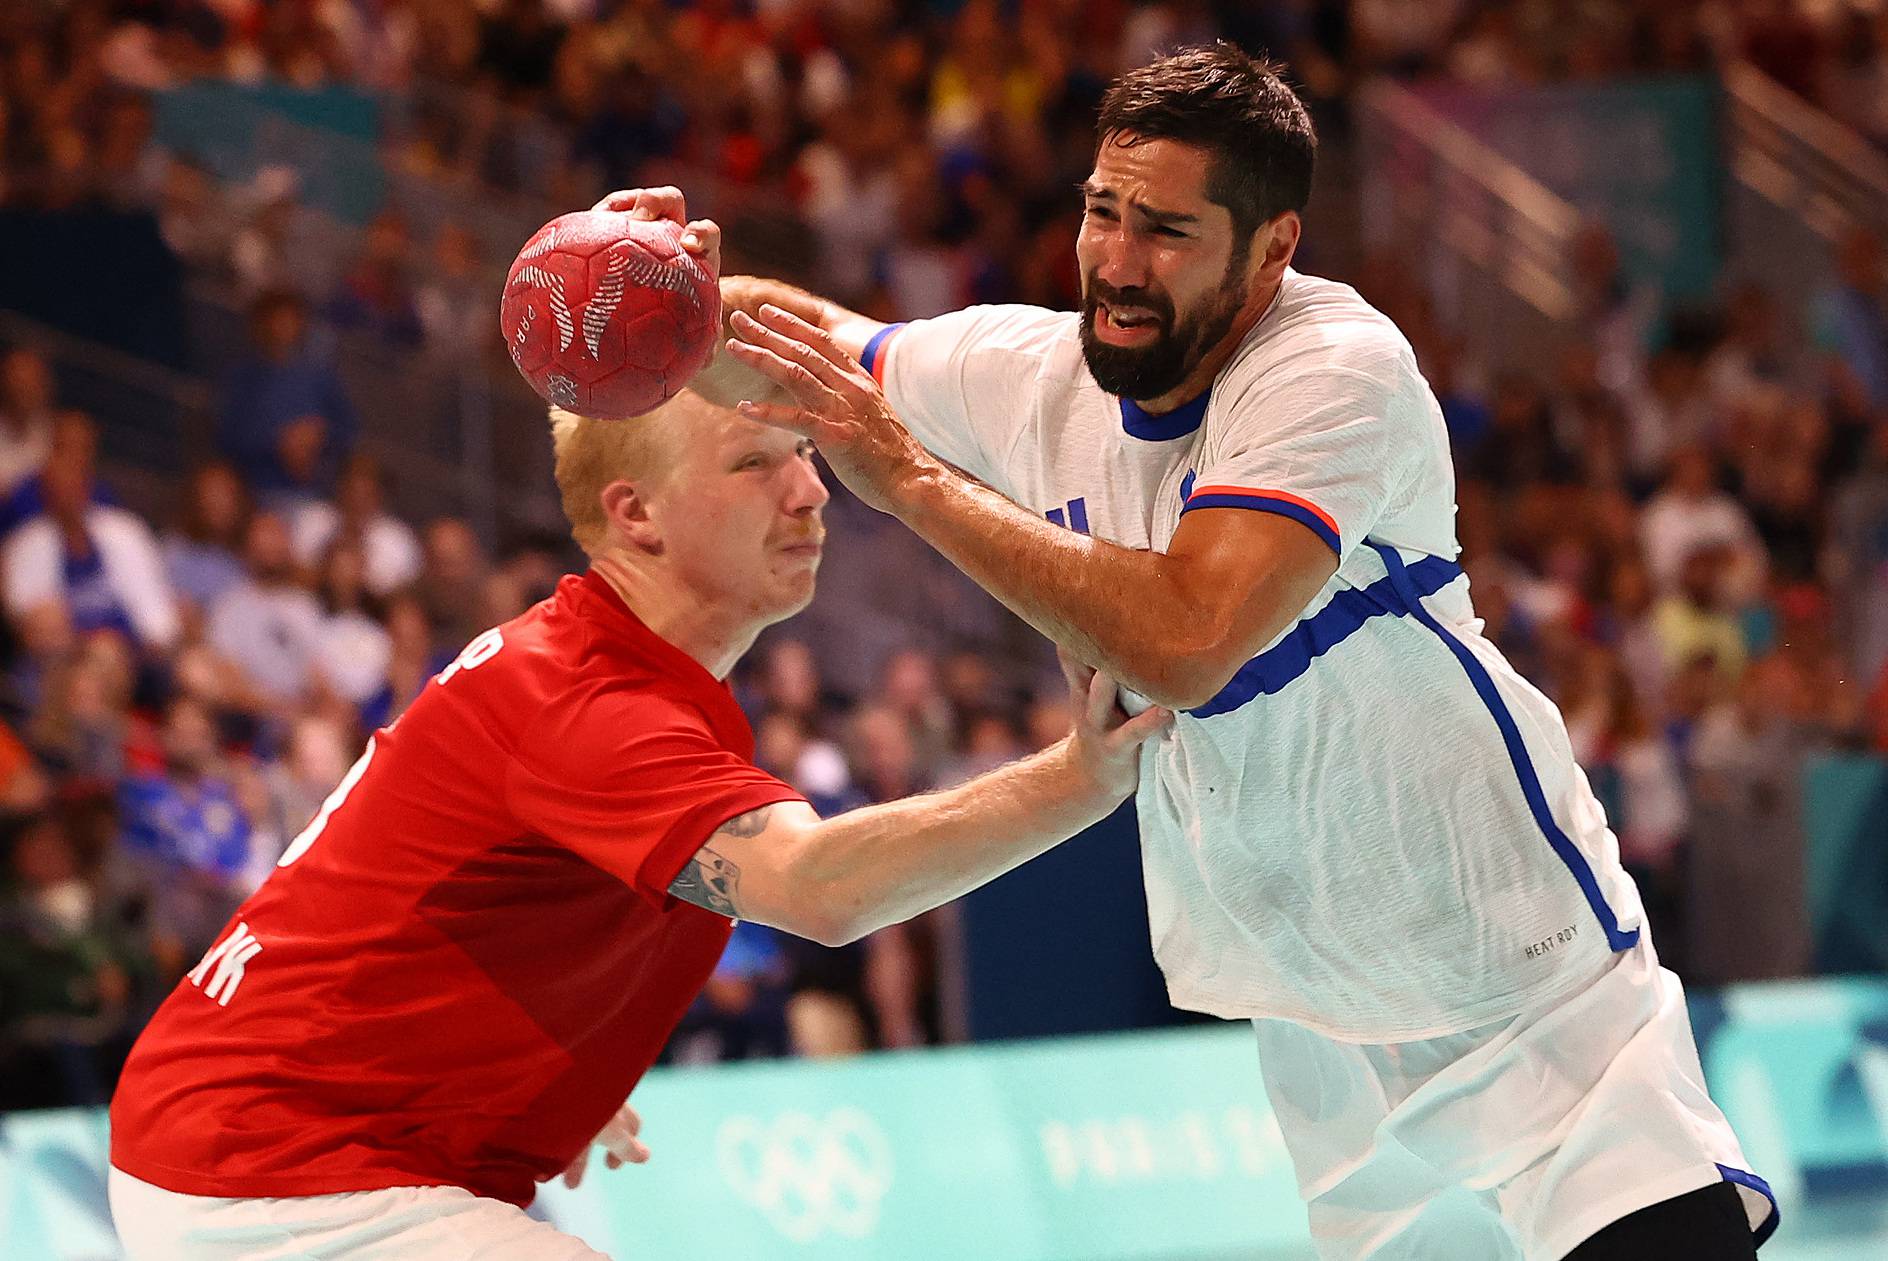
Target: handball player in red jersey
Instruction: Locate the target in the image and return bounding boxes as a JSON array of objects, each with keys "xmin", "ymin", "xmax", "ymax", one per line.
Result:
[{"xmin": 108, "ymin": 190, "xmax": 1170, "ymax": 1261}]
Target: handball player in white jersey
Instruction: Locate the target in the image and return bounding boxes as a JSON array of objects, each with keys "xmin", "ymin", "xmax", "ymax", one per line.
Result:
[{"xmin": 713, "ymin": 42, "xmax": 1776, "ymax": 1261}]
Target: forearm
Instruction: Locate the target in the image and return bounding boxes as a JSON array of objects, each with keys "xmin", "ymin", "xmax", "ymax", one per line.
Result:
[
  {"xmin": 889, "ymin": 464, "xmax": 1221, "ymax": 708},
  {"xmin": 798, "ymin": 739, "xmax": 1116, "ymax": 943}
]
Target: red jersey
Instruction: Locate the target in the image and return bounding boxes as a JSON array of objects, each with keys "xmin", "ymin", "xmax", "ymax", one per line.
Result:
[{"xmin": 110, "ymin": 571, "xmax": 803, "ymax": 1207}]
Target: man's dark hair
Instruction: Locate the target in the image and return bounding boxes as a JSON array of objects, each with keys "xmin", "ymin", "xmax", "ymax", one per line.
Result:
[{"xmin": 1096, "ymin": 43, "xmax": 1317, "ymax": 241}]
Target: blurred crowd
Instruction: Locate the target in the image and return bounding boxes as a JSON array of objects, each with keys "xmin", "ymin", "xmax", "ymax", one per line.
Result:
[
  {"xmin": 2, "ymin": 0, "xmax": 1888, "ymax": 1109},
  {"xmin": 7, "ymin": 0, "xmax": 1888, "ymax": 319}
]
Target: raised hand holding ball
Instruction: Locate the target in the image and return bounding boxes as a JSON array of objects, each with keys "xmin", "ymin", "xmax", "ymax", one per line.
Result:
[{"xmin": 501, "ymin": 189, "xmax": 722, "ymax": 419}]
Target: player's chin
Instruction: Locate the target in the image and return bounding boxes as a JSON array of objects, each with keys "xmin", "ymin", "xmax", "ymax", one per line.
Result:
[{"xmin": 764, "ymin": 559, "xmax": 820, "ymax": 614}]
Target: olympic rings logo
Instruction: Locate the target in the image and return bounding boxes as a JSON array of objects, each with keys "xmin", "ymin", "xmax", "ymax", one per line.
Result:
[{"xmin": 714, "ymin": 1107, "xmax": 895, "ymax": 1243}]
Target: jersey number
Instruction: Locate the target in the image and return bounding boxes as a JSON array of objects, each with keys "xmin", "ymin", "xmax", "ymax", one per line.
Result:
[
  {"xmin": 277, "ymin": 630, "xmax": 507, "ymax": 869},
  {"xmin": 277, "ymin": 737, "xmax": 377, "ymax": 868}
]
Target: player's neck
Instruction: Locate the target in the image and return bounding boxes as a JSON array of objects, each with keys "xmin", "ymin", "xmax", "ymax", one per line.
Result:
[
  {"xmin": 1132, "ymin": 276, "xmax": 1282, "ymax": 415},
  {"xmin": 590, "ymin": 555, "xmax": 756, "ymax": 680}
]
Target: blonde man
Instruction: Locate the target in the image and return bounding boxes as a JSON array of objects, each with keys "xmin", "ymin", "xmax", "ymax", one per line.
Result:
[{"xmin": 108, "ymin": 197, "xmax": 1168, "ymax": 1260}]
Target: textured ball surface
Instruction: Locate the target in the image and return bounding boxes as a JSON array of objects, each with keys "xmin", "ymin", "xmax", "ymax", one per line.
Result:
[{"xmin": 500, "ymin": 211, "xmax": 721, "ymax": 419}]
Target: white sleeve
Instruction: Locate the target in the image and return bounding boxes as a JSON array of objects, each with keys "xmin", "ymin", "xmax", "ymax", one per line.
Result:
[
  {"xmin": 96, "ymin": 509, "xmax": 180, "ymax": 651},
  {"xmin": 1187, "ymin": 344, "xmax": 1426, "ymax": 563},
  {"xmin": 864, "ymin": 304, "xmax": 1067, "ymax": 490},
  {"xmin": 2, "ymin": 521, "xmax": 59, "ymax": 615}
]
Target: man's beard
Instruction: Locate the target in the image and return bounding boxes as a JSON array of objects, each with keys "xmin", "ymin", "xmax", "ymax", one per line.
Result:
[{"xmin": 1078, "ymin": 269, "xmax": 1248, "ymax": 401}]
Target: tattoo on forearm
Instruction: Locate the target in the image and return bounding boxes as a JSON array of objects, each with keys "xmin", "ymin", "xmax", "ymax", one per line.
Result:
[
  {"xmin": 668, "ymin": 845, "xmax": 742, "ymax": 916},
  {"xmin": 714, "ymin": 806, "xmax": 773, "ymax": 839}
]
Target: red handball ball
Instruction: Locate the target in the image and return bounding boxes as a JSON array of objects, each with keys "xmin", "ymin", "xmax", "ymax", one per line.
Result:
[{"xmin": 500, "ymin": 211, "xmax": 721, "ymax": 419}]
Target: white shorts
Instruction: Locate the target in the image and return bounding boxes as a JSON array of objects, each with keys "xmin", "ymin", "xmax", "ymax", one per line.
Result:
[
  {"xmin": 1254, "ymin": 939, "xmax": 1778, "ymax": 1261},
  {"xmin": 108, "ymin": 1168, "xmax": 608, "ymax": 1261}
]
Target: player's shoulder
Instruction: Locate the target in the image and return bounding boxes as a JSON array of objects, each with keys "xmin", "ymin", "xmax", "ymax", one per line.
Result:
[
  {"xmin": 904, "ymin": 303, "xmax": 1078, "ymax": 364},
  {"xmin": 1227, "ymin": 269, "xmax": 1418, "ymax": 387},
  {"xmin": 495, "ymin": 588, "xmax": 720, "ymax": 742}
]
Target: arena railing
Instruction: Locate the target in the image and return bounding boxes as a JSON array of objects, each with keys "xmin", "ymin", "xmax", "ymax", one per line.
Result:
[
  {"xmin": 0, "ymin": 309, "xmax": 215, "ymax": 520},
  {"xmin": 1722, "ymin": 59, "xmax": 1888, "ymax": 247},
  {"xmin": 1354, "ymin": 78, "xmax": 1582, "ymax": 367}
]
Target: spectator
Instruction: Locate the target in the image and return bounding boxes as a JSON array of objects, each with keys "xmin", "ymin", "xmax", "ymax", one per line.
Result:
[
  {"xmin": 414, "ymin": 516, "xmax": 488, "ymax": 653},
  {"xmin": 753, "ymin": 710, "xmax": 856, "ymax": 815},
  {"xmin": 1569, "ymin": 223, "xmax": 1660, "ymax": 395},
  {"xmin": 0, "ymin": 407, "xmax": 114, "ymax": 536},
  {"xmin": 116, "ymin": 696, "xmax": 256, "ymax": 976},
  {"xmin": 876, "ymin": 648, "xmax": 953, "ymax": 776},
  {"xmin": 1463, "ymin": 372, "xmax": 1578, "ymax": 489},
  {"xmin": 206, "ymin": 513, "xmax": 327, "ymax": 710},
  {"xmin": 3, "ymin": 412, "xmax": 178, "ymax": 653},
  {"xmin": 414, "ymin": 223, "xmax": 489, "ymax": 356},
  {"xmin": 288, "ymin": 453, "xmax": 423, "ymax": 597},
  {"xmin": 1652, "ymin": 545, "xmax": 1749, "ymax": 685},
  {"xmin": 326, "ymin": 210, "xmax": 424, "ymax": 348},
  {"xmin": 1638, "ymin": 446, "xmax": 1766, "ymax": 599},
  {"xmin": 26, "ymin": 632, "xmax": 137, "ymax": 782},
  {"xmin": 1811, "ymin": 222, "xmax": 1888, "ymax": 412},
  {"xmin": 1620, "ymin": 343, "xmax": 1719, "ymax": 483},
  {"xmin": 848, "ymin": 703, "xmax": 939, "ymax": 1050},
  {"xmin": 1831, "ymin": 420, "xmax": 1888, "ymax": 682},
  {"xmin": 0, "ymin": 345, "xmax": 55, "ymax": 497},
  {"xmin": 217, "ymin": 289, "xmax": 359, "ymax": 506},
  {"xmin": 312, "ymin": 540, "xmax": 391, "ymax": 709},
  {"xmin": 670, "ymin": 921, "xmax": 793, "ymax": 1064},
  {"xmin": 228, "ymin": 168, "xmax": 311, "ymax": 301},
  {"xmin": 258, "ymin": 713, "xmax": 355, "ymax": 869},
  {"xmin": 0, "ymin": 812, "xmax": 144, "ymax": 1108},
  {"xmin": 360, "ymin": 593, "xmax": 441, "ymax": 731},
  {"xmin": 153, "ymin": 154, "xmax": 227, "ymax": 273},
  {"xmin": 750, "ymin": 637, "xmax": 830, "ymax": 723},
  {"xmin": 162, "ymin": 461, "xmax": 253, "ymax": 617},
  {"xmin": 1703, "ymin": 283, "xmax": 1795, "ymax": 409},
  {"xmin": 938, "ymin": 709, "xmax": 1025, "ymax": 785}
]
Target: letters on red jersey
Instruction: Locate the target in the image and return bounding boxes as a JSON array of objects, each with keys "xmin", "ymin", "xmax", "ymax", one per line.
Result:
[{"xmin": 109, "ymin": 571, "xmax": 805, "ymax": 1207}]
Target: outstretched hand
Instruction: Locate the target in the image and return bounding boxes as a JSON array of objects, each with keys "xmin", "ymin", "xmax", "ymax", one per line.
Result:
[
  {"xmin": 550, "ymin": 1099, "xmax": 650, "ymax": 1190},
  {"xmin": 1059, "ymin": 647, "xmax": 1173, "ymax": 801},
  {"xmin": 724, "ymin": 304, "xmax": 931, "ymax": 513}
]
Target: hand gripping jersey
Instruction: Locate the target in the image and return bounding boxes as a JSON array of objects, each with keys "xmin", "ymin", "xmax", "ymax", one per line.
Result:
[
  {"xmin": 110, "ymin": 572, "xmax": 804, "ymax": 1206},
  {"xmin": 864, "ymin": 270, "xmax": 1646, "ymax": 1041}
]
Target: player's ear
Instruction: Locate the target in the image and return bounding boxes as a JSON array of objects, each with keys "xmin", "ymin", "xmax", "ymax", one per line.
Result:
[
  {"xmin": 600, "ymin": 479, "xmax": 663, "ymax": 554},
  {"xmin": 1250, "ymin": 210, "xmax": 1300, "ymax": 287}
]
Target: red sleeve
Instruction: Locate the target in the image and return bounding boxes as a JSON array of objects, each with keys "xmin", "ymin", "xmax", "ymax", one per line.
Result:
[{"xmin": 504, "ymin": 689, "xmax": 805, "ymax": 907}]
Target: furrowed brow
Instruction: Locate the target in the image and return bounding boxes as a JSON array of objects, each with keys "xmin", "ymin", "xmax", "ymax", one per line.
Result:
[
  {"xmin": 1080, "ymin": 182, "xmax": 1197, "ymax": 226},
  {"xmin": 1139, "ymin": 204, "xmax": 1200, "ymax": 226}
]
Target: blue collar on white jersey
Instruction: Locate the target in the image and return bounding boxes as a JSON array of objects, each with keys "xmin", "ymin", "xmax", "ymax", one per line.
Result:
[{"xmin": 1118, "ymin": 389, "xmax": 1210, "ymax": 442}]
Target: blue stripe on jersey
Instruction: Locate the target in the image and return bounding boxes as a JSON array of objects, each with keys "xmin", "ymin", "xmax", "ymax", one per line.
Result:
[
  {"xmin": 860, "ymin": 322, "xmax": 907, "ymax": 376},
  {"xmin": 1067, "ymin": 497, "xmax": 1089, "ymax": 533},
  {"xmin": 1367, "ymin": 541, "xmax": 1640, "ymax": 953},
  {"xmin": 1716, "ymin": 1164, "xmax": 1780, "ymax": 1246},
  {"xmin": 1118, "ymin": 390, "xmax": 1211, "ymax": 442},
  {"xmin": 1182, "ymin": 493, "xmax": 1341, "ymax": 554},
  {"xmin": 1189, "ymin": 554, "xmax": 1462, "ymax": 718}
]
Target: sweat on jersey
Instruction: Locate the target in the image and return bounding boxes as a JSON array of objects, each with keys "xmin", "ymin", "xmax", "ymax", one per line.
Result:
[
  {"xmin": 110, "ymin": 571, "xmax": 805, "ymax": 1206},
  {"xmin": 862, "ymin": 269, "xmax": 1646, "ymax": 1041}
]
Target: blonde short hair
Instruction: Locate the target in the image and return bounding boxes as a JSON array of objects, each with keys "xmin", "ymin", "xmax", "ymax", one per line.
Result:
[{"xmin": 549, "ymin": 401, "xmax": 683, "ymax": 556}]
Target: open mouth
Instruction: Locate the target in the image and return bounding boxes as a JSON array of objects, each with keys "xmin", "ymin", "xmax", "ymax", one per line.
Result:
[{"xmin": 1094, "ymin": 302, "xmax": 1161, "ymax": 343}]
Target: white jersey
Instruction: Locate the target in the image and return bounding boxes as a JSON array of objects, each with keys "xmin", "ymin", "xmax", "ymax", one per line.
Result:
[{"xmin": 866, "ymin": 269, "xmax": 1646, "ymax": 1041}]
